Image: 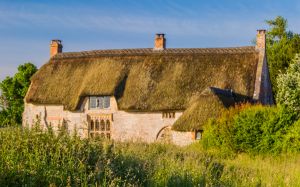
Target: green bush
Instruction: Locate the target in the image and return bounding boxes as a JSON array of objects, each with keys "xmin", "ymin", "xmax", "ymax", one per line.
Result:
[
  {"xmin": 203, "ymin": 104, "xmax": 298, "ymax": 155},
  {"xmin": 233, "ymin": 105, "xmax": 297, "ymax": 154},
  {"xmin": 282, "ymin": 119, "xmax": 300, "ymax": 153},
  {"xmin": 202, "ymin": 103, "xmax": 252, "ymax": 155}
]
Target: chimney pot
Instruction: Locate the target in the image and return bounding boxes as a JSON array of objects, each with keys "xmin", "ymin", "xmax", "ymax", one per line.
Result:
[
  {"xmin": 50, "ymin": 39, "xmax": 63, "ymax": 57},
  {"xmin": 256, "ymin": 29, "xmax": 266, "ymax": 50},
  {"xmin": 154, "ymin": 33, "xmax": 166, "ymax": 50}
]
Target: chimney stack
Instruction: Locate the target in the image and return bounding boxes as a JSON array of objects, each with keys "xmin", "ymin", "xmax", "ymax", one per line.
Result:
[
  {"xmin": 256, "ymin": 29, "xmax": 266, "ymax": 51},
  {"xmin": 50, "ymin": 40, "xmax": 63, "ymax": 57},
  {"xmin": 154, "ymin": 33, "xmax": 166, "ymax": 50}
]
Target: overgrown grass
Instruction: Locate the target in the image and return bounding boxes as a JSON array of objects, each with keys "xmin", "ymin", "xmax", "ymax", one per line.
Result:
[{"xmin": 0, "ymin": 127, "xmax": 300, "ymax": 186}]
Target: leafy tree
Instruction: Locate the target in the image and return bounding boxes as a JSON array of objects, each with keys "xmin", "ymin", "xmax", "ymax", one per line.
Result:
[
  {"xmin": 276, "ymin": 54, "xmax": 300, "ymax": 113},
  {"xmin": 265, "ymin": 16, "xmax": 300, "ymax": 99},
  {"xmin": 0, "ymin": 63, "xmax": 37, "ymax": 127}
]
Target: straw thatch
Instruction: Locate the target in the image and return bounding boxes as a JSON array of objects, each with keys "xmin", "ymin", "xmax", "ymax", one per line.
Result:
[
  {"xmin": 26, "ymin": 47, "xmax": 259, "ymax": 113},
  {"xmin": 172, "ymin": 87, "xmax": 236, "ymax": 131}
]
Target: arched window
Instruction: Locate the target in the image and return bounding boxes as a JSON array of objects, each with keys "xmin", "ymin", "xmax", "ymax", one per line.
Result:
[
  {"xmin": 100, "ymin": 133, "xmax": 105, "ymax": 138},
  {"xmin": 106, "ymin": 120, "xmax": 110, "ymax": 131},
  {"xmin": 100, "ymin": 120, "xmax": 105, "ymax": 131},
  {"xmin": 89, "ymin": 116, "xmax": 112, "ymax": 139},
  {"xmin": 90, "ymin": 120, "xmax": 94, "ymax": 131},
  {"xmin": 95, "ymin": 120, "xmax": 100, "ymax": 131}
]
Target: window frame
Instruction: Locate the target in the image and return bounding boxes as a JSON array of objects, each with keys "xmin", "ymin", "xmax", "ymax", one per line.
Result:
[
  {"xmin": 195, "ymin": 130, "xmax": 203, "ymax": 140},
  {"xmin": 89, "ymin": 96, "xmax": 111, "ymax": 110},
  {"xmin": 89, "ymin": 118, "xmax": 112, "ymax": 139}
]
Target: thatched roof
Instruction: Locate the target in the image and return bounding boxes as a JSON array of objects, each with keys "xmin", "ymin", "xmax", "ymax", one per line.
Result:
[
  {"xmin": 172, "ymin": 87, "xmax": 236, "ymax": 131},
  {"xmin": 26, "ymin": 47, "xmax": 259, "ymax": 113}
]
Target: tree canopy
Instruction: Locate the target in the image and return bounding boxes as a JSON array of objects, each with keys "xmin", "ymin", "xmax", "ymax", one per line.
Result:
[
  {"xmin": 266, "ymin": 16, "xmax": 300, "ymax": 100},
  {"xmin": 0, "ymin": 63, "xmax": 37, "ymax": 127}
]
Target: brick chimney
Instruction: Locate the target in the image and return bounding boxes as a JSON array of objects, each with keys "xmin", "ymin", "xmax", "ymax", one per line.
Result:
[
  {"xmin": 256, "ymin": 29, "xmax": 266, "ymax": 51},
  {"xmin": 50, "ymin": 39, "xmax": 63, "ymax": 57},
  {"xmin": 154, "ymin": 33, "xmax": 166, "ymax": 50}
]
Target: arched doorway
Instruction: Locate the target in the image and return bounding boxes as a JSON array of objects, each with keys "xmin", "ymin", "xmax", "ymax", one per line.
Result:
[{"xmin": 156, "ymin": 126, "xmax": 172, "ymax": 143}]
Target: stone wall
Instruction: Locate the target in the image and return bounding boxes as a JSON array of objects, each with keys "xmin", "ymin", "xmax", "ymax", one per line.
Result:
[
  {"xmin": 171, "ymin": 131, "xmax": 195, "ymax": 146},
  {"xmin": 23, "ymin": 96, "xmax": 195, "ymax": 146}
]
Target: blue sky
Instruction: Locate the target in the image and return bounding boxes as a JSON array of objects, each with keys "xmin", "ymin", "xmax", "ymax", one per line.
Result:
[{"xmin": 1, "ymin": 0, "xmax": 300, "ymax": 81}]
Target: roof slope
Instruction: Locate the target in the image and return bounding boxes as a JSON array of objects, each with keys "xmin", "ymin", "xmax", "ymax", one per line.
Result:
[
  {"xmin": 172, "ymin": 87, "xmax": 236, "ymax": 131},
  {"xmin": 26, "ymin": 47, "xmax": 259, "ymax": 111}
]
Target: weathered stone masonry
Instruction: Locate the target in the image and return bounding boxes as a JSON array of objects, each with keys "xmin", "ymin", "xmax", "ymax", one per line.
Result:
[{"xmin": 23, "ymin": 96, "xmax": 193, "ymax": 146}]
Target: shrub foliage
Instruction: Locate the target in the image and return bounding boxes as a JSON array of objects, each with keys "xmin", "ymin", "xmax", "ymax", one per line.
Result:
[{"xmin": 203, "ymin": 104, "xmax": 300, "ymax": 154}]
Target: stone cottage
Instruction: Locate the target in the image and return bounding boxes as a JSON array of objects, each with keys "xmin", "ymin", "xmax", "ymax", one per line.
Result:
[{"xmin": 23, "ymin": 30, "xmax": 273, "ymax": 146}]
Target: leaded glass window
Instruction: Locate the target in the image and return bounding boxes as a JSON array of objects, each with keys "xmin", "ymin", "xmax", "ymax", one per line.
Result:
[{"xmin": 89, "ymin": 96, "xmax": 110, "ymax": 109}]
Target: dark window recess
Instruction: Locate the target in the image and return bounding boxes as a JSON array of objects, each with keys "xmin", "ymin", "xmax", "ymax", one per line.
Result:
[
  {"xmin": 106, "ymin": 120, "xmax": 110, "ymax": 131},
  {"xmin": 162, "ymin": 112, "xmax": 175, "ymax": 119}
]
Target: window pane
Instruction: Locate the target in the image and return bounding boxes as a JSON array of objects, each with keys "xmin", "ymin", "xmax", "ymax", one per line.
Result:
[
  {"xmin": 95, "ymin": 120, "xmax": 100, "ymax": 131},
  {"xmin": 100, "ymin": 120, "xmax": 105, "ymax": 131},
  {"xmin": 103, "ymin": 96, "xmax": 110, "ymax": 108},
  {"xmin": 98, "ymin": 97, "xmax": 104, "ymax": 109},
  {"xmin": 106, "ymin": 120, "xmax": 110, "ymax": 131},
  {"xmin": 90, "ymin": 97, "xmax": 97, "ymax": 109},
  {"xmin": 90, "ymin": 120, "xmax": 94, "ymax": 131},
  {"xmin": 100, "ymin": 133, "xmax": 105, "ymax": 138},
  {"xmin": 96, "ymin": 98, "xmax": 100, "ymax": 108},
  {"xmin": 196, "ymin": 131, "xmax": 202, "ymax": 140}
]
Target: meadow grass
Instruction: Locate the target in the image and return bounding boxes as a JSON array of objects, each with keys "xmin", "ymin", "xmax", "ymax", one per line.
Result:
[{"xmin": 0, "ymin": 127, "xmax": 299, "ymax": 186}]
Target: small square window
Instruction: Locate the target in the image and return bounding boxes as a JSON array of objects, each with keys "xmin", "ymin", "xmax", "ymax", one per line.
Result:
[{"xmin": 195, "ymin": 130, "xmax": 203, "ymax": 140}]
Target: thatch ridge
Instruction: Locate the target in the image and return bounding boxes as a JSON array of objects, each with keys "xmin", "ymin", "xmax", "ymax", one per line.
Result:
[{"xmin": 52, "ymin": 46, "xmax": 256, "ymax": 60}]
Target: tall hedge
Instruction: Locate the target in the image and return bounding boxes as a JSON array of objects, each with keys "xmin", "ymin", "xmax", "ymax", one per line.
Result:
[{"xmin": 203, "ymin": 104, "xmax": 299, "ymax": 154}]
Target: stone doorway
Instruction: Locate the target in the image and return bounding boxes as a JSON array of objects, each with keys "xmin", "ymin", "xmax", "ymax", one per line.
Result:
[{"xmin": 156, "ymin": 126, "xmax": 172, "ymax": 143}]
